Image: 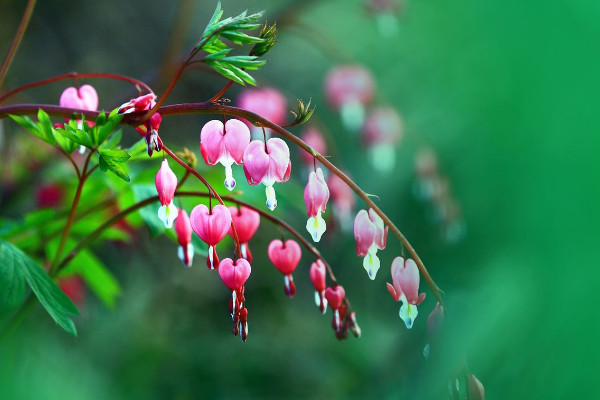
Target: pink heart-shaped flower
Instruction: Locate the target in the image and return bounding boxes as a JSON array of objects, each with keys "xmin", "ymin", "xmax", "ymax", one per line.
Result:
[
  {"xmin": 218, "ymin": 258, "xmax": 251, "ymax": 291},
  {"xmin": 59, "ymin": 84, "xmax": 98, "ymax": 111},
  {"xmin": 324, "ymin": 285, "xmax": 345, "ymax": 310},
  {"xmin": 267, "ymin": 239, "xmax": 301, "ymax": 276},
  {"xmin": 200, "ymin": 119, "xmax": 250, "ymax": 166},
  {"xmin": 190, "ymin": 204, "xmax": 231, "ymax": 246}
]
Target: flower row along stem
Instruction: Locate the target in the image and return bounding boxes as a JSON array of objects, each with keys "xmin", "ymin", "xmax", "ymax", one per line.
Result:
[{"xmin": 0, "ymin": 102, "xmax": 444, "ymax": 306}]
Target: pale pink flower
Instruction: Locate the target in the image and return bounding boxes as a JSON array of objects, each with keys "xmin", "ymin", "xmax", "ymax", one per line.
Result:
[
  {"xmin": 353, "ymin": 208, "xmax": 388, "ymax": 279},
  {"xmin": 304, "ymin": 168, "xmax": 329, "ymax": 242},
  {"xmin": 386, "ymin": 257, "xmax": 426, "ymax": 329},
  {"xmin": 155, "ymin": 160, "xmax": 178, "ymax": 228}
]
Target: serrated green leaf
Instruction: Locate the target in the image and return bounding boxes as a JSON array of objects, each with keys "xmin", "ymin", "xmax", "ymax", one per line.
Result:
[
  {"xmin": 223, "ymin": 55, "xmax": 266, "ymax": 69},
  {"xmin": 209, "ymin": 62, "xmax": 245, "ymax": 85},
  {"xmin": 229, "ymin": 64, "xmax": 257, "ymax": 86},
  {"xmin": 99, "ymin": 148, "xmax": 130, "ymax": 163},
  {"xmin": 56, "ymin": 125, "xmax": 94, "ymax": 149},
  {"xmin": 100, "ymin": 129, "xmax": 123, "ymax": 150},
  {"xmin": 204, "ymin": 49, "xmax": 233, "ymax": 60},
  {"xmin": 9, "ymin": 114, "xmax": 55, "ymax": 145},
  {"xmin": 98, "ymin": 148, "xmax": 131, "ymax": 182},
  {"xmin": 96, "ymin": 109, "xmax": 124, "ymax": 145},
  {"xmin": 220, "ymin": 30, "xmax": 264, "ymax": 45},
  {"xmin": 0, "ymin": 240, "xmax": 79, "ymax": 335},
  {"xmin": 202, "ymin": 2, "xmax": 224, "ymax": 40},
  {"xmin": 59, "ymin": 249, "xmax": 121, "ymax": 309},
  {"xmin": 37, "ymin": 110, "xmax": 57, "ymax": 145}
]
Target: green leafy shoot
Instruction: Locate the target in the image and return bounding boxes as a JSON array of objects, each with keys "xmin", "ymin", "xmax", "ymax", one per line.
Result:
[
  {"xmin": 251, "ymin": 22, "xmax": 277, "ymax": 57},
  {"xmin": 289, "ymin": 99, "xmax": 316, "ymax": 126},
  {"xmin": 98, "ymin": 148, "xmax": 131, "ymax": 182}
]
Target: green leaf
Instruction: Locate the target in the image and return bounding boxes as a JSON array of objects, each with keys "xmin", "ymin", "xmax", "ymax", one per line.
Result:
[
  {"xmin": 228, "ymin": 64, "xmax": 257, "ymax": 86},
  {"xmin": 0, "ymin": 240, "xmax": 79, "ymax": 335},
  {"xmin": 54, "ymin": 132, "xmax": 78, "ymax": 153},
  {"xmin": 220, "ymin": 30, "xmax": 264, "ymax": 45},
  {"xmin": 37, "ymin": 110, "xmax": 57, "ymax": 145},
  {"xmin": 96, "ymin": 109, "xmax": 124, "ymax": 145},
  {"xmin": 251, "ymin": 22, "xmax": 278, "ymax": 57},
  {"xmin": 202, "ymin": 2, "xmax": 224, "ymax": 39},
  {"xmin": 98, "ymin": 148, "xmax": 131, "ymax": 182},
  {"xmin": 0, "ymin": 242, "xmax": 26, "ymax": 316},
  {"xmin": 59, "ymin": 250, "xmax": 121, "ymax": 309},
  {"xmin": 9, "ymin": 114, "xmax": 55, "ymax": 145},
  {"xmin": 56, "ymin": 124, "xmax": 94, "ymax": 149},
  {"xmin": 100, "ymin": 129, "xmax": 123, "ymax": 150}
]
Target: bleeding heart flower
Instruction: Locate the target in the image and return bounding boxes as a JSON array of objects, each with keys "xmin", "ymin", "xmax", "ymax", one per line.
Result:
[
  {"xmin": 155, "ymin": 159, "xmax": 178, "ymax": 228},
  {"xmin": 362, "ymin": 107, "xmax": 403, "ymax": 172},
  {"xmin": 328, "ymin": 173, "xmax": 355, "ymax": 232},
  {"xmin": 190, "ymin": 204, "xmax": 232, "ymax": 270},
  {"xmin": 386, "ymin": 257, "xmax": 426, "ymax": 329},
  {"xmin": 310, "ymin": 259, "xmax": 328, "ymax": 313},
  {"xmin": 218, "ymin": 258, "xmax": 251, "ymax": 291},
  {"xmin": 299, "ymin": 126, "xmax": 327, "ymax": 167},
  {"xmin": 118, "ymin": 93, "xmax": 156, "ymax": 114},
  {"xmin": 324, "ymin": 65, "xmax": 375, "ymax": 131},
  {"xmin": 243, "ymin": 138, "xmax": 291, "ymax": 211},
  {"xmin": 325, "ymin": 285, "xmax": 346, "ymax": 332},
  {"xmin": 59, "ymin": 84, "xmax": 99, "ymax": 152},
  {"xmin": 228, "ymin": 206, "xmax": 260, "ymax": 262},
  {"xmin": 200, "ymin": 119, "xmax": 251, "ymax": 190},
  {"xmin": 268, "ymin": 239, "xmax": 302, "ymax": 298},
  {"xmin": 304, "ymin": 167, "xmax": 329, "ymax": 242},
  {"xmin": 354, "ymin": 208, "xmax": 388, "ymax": 280},
  {"xmin": 118, "ymin": 94, "xmax": 163, "ymax": 157},
  {"xmin": 236, "ymin": 87, "xmax": 287, "ymax": 138},
  {"xmin": 174, "ymin": 208, "xmax": 194, "ymax": 267}
]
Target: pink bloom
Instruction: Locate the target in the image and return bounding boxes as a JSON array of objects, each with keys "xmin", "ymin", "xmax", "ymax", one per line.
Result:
[
  {"xmin": 236, "ymin": 88, "xmax": 287, "ymax": 137},
  {"xmin": 243, "ymin": 138, "xmax": 291, "ymax": 211},
  {"xmin": 324, "ymin": 65, "xmax": 375, "ymax": 130},
  {"xmin": 218, "ymin": 258, "xmax": 251, "ymax": 291},
  {"xmin": 324, "ymin": 285, "xmax": 346, "ymax": 332},
  {"xmin": 228, "ymin": 206, "xmax": 260, "ymax": 262},
  {"xmin": 155, "ymin": 160, "xmax": 178, "ymax": 228},
  {"xmin": 118, "ymin": 93, "xmax": 156, "ymax": 114},
  {"xmin": 328, "ymin": 173, "xmax": 355, "ymax": 232},
  {"xmin": 353, "ymin": 208, "xmax": 388, "ymax": 279},
  {"xmin": 174, "ymin": 208, "xmax": 194, "ymax": 267},
  {"xmin": 386, "ymin": 257, "xmax": 426, "ymax": 329},
  {"xmin": 299, "ymin": 126, "xmax": 327, "ymax": 166},
  {"xmin": 200, "ymin": 119, "xmax": 251, "ymax": 190},
  {"xmin": 190, "ymin": 204, "xmax": 232, "ymax": 270},
  {"xmin": 362, "ymin": 107, "xmax": 403, "ymax": 172},
  {"xmin": 309, "ymin": 259, "xmax": 328, "ymax": 313},
  {"xmin": 268, "ymin": 239, "xmax": 302, "ymax": 298},
  {"xmin": 59, "ymin": 85, "xmax": 99, "ymax": 152},
  {"xmin": 304, "ymin": 168, "xmax": 329, "ymax": 242}
]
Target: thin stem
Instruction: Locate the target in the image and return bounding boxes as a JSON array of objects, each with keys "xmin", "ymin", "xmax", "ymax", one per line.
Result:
[
  {"xmin": 0, "ymin": 73, "xmax": 153, "ymax": 105},
  {"xmin": 0, "ymin": 0, "xmax": 37, "ymax": 88},
  {"xmin": 48, "ymin": 150, "xmax": 93, "ymax": 275}
]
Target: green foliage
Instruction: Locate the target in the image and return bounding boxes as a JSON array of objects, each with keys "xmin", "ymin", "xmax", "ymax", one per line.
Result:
[
  {"xmin": 0, "ymin": 241, "xmax": 79, "ymax": 336},
  {"xmin": 251, "ymin": 22, "xmax": 277, "ymax": 57},
  {"xmin": 290, "ymin": 98, "xmax": 315, "ymax": 126},
  {"xmin": 199, "ymin": 2, "xmax": 270, "ymax": 86},
  {"xmin": 98, "ymin": 148, "xmax": 131, "ymax": 182}
]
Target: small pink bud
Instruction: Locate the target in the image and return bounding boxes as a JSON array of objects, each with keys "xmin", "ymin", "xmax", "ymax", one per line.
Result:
[
  {"xmin": 387, "ymin": 257, "xmax": 426, "ymax": 329},
  {"xmin": 228, "ymin": 206, "xmax": 260, "ymax": 262},
  {"xmin": 218, "ymin": 258, "xmax": 251, "ymax": 291},
  {"xmin": 200, "ymin": 119, "xmax": 251, "ymax": 190},
  {"xmin": 348, "ymin": 311, "xmax": 361, "ymax": 338},
  {"xmin": 268, "ymin": 239, "xmax": 302, "ymax": 276},
  {"xmin": 324, "ymin": 285, "xmax": 345, "ymax": 310},
  {"xmin": 467, "ymin": 375, "xmax": 485, "ymax": 400},
  {"xmin": 427, "ymin": 302, "xmax": 444, "ymax": 342},
  {"xmin": 299, "ymin": 126, "xmax": 327, "ymax": 166},
  {"xmin": 190, "ymin": 204, "xmax": 232, "ymax": 269},
  {"xmin": 155, "ymin": 160, "xmax": 178, "ymax": 228},
  {"xmin": 174, "ymin": 208, "xmax": 194, "ymax": 267},
  {"xmin": 309, "ymin": 259, "xmax": 327, "ymax": 292},
  {"xmin": 304, "ymin": 167, "xmax": 330, "ymax": 242},
  {"xmin": 239, "ymin": 306, "xmax": 249, "ymax": 342},
  {"xmin": 243, "ymin": 138, "xmax": 291, "ymax": 211}
]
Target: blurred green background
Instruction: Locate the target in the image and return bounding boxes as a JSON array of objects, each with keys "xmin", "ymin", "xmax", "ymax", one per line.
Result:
[{"xmin": 1, "ymin": 0, "xmax": 598, "ymax": 398}]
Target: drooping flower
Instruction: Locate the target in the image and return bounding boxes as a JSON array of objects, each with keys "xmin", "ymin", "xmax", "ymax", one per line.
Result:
[
  {"xmin": 190, "ymin": 204, "xmax": 231, "ymax": 270},
  {"xmin": 228, "ymin": 205, "xmax": 260, "ymax": 262},
  {"xmin": 324, "ymin": 65, "xmax": 375, "ymax": 131},
  {"xmin": 200, "ymin": 119, "xmax": 251, "ymax": 190},
  {"xmin": 299, "ymin": 126, "xmax": 327, "ymax": 167},
  {"xmin": 268, "ymin": 239, "xmax": 302, "ymax": 298},
  {"xmin": 423, "ymin": 301, "xmax": 444, "ymax": 359},
  {"xmin": 155, "ymin": 159, "xmax": 178, "ymax": 228},
  {"xmin": 219, "ymin": 258, "xmax": 251, "ymax": 342},
  {"xmin": 243, "ymin": 138, "xmax": 291, "ymax": 211},
  {"xmin": 324, "ymin": 285, "xmax": 345, "ymax": 332},
  {"xmin": 118, "ymin": 93, "xmax": 156, "ymax": 114},
  {"xmin": 59, "ymin": 84, "xmax": 99, "ymax": 152},
  {"xmin": 304, "ymin": 168, "xmax": 329, "ymax": 242},
  {"xmin": 353, "ymin": 208, "xmax": 388, "ymax": 279},
  {"xmin": 309, "ymin": 259, "xmax": 328, "ymax": 313},
  {"xmin": 236, "ymin": 87, "xmax": 287, "ymax": 138},
  {"xmin": 117, "ymin": 93, "xmax": 163, "ymax": 157},
  {"xmin": 386, "ymin": 257, "xmax": 426, "ymax": 329},
  {"xmin": 174, "ymin": 208, "xmax": 194, "ymax": 267},
  {"xmin": 328, "ymin": 173, "xmax": 355, "ymax": 232},
  {"xmin": 362, "ymin": 107, "xmax": 403, "ymax": 172}
]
